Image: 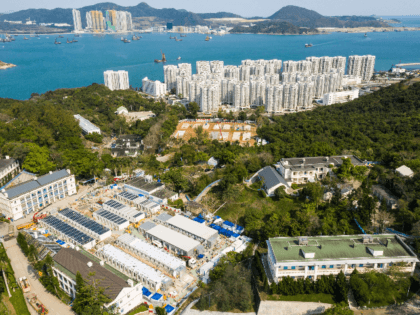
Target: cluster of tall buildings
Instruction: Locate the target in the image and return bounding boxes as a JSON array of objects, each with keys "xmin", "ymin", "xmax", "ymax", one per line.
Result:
[
  {"xmin": 72, "ymin": 9, "xmax": 132, "ymax": 32},
  {"xmin": 163, "ymin": 55, "xmax": 374, "ymax": 114},
  {"xmin": 104, "ymin": 70, "xmax": 130, "ymax": 91}
]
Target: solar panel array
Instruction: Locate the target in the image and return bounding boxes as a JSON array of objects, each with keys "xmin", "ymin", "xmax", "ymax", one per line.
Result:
[
  {"xmin": 42, "ymin": 216, "xmax": 94, "ymax": 245},
  {"xmin": 118, "ymin": 191, "xmax": 139, "ymax": 201},
  {"xmin": 94, "ymin": 209, "xmax": 128, "ymax": 225},
  {"xmin": 104, "ymin": 199, "xmax": 125, "ymax": 210},
  {"xmin": 58, "ymin": 208, "xmax": 110, "ymax": 236}
]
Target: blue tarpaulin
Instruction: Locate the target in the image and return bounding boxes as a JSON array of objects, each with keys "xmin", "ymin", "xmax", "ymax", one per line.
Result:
[
  {"xmin": 165, "ymin": 305, "xmax": 175, "ymax": 313},
  {"xmin": 223, "ymin": 220, "xmax": 235, "ymax": 227},
  {"xmin": 151, "ymin": 293, "xmax": 163, "ymax": 301},
  {"xmin": 236, "ymin": 226, "xmax": 244, "ymax": 231},
  {"xmin": 215, "ymin": 216, "xmax": 221, "ymax": 219},
  {"xmin": 193, "ymin": 217, "xmax": 205, "ymax": 224},
  {"xmin": 142, "ymin": 287, "xmax": 152, "ymax": 297},
  {"xmin": 198, "ymin": 254, "xmax": 205, "ymax": 259}
]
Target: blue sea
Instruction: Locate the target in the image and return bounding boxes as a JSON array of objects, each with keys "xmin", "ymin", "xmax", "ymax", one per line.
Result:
[{"xmin": 1, "ymin": 16, "xmax": 420, "ymax": 100}]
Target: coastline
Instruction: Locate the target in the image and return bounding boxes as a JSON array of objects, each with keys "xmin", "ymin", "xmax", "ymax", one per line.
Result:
[{"xmin": 0, "ymin": 61, "xmax": 16, "ymax": 70}]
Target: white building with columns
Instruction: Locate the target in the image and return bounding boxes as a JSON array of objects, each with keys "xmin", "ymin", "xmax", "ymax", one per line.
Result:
[
  {"xmin": 266, "ymin": 235, "xmax": 418, "ymax": 283},
  {"xmin": 104, "ymin": 70, "xmax": 129, "ymax": 91},
  {"xmin": 0, "ymin": 169, "xmax": 76, "ymax": 220},
  {"xmin": 323, "ymin": 89, "xmax": 360, "ymax": 105}
]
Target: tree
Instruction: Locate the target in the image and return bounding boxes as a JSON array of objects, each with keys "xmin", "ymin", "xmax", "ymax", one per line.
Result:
[
  {"xmin": 187, "ymin": 102, "xmax": 200, "ymax": 119},
  {"xmin": 22, "ymin": 143, "xmax": 56, "ymax": 174},
  {"xmin": 155, "ymin": 307, "xmax": 167, "ymax": 315},
  {"xmin": 274, "ymin": 186, "xmax": 287, "ymax": 200},
  {"xmin": 238, "ymin": 111, "xmax": 247, "ymax": 121}
]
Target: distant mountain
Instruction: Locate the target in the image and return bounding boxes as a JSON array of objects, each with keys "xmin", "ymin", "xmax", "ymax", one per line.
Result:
[
  {"xmin": 230, "ymin": 21, "xmax": 318, "ymax": 35},
  {"xmin": 0, "ymin": 2, "xmax": 207, "ymax": 27},
  {"xmin": 197, "ymin": 12, "xmax": 242, "ymax": 19},
  {"xmin": 268, "ymin": 5, "xmax": 389, "ymax": 28}
]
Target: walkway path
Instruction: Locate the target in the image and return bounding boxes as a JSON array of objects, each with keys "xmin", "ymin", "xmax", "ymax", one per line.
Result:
[
  {"xmin": 348, "ymin": 289, "xmax": 358, "ymax": 310},
  {"xmin": 194, "ymin": 180, "xmax": 221, "ymax": 202},
  {"xmin": 3, "ymin": 239, "xmax": 74, "ymax": 315}
]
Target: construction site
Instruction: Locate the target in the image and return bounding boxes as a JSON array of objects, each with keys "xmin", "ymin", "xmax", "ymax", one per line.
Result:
[
  {"xmin": 18, "ymin": 174, "xmax": 250, "ymax": 313},
  {"xmin": 172, "ymin": 119, "xmax": 258, "ymax": 145}
]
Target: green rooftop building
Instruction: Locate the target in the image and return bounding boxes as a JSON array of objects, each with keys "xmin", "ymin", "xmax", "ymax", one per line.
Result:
[{"xmin": 266, "ymin": 234, "xmax": 418, "ymax": 282}]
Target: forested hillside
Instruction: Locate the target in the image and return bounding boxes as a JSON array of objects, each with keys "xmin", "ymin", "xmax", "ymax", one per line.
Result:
[
  {"xmin": 0, "ymin": 84, "xmax": 184, "ymax": 178},
  {"xmin": 230, "ymin": 21, "xmax": 317, "ymax": 35}
]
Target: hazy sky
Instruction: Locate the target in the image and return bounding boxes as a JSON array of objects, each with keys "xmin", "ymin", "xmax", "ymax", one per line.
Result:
[{"xmin": 3, "ymin": 0, "xmax": 420, "ymax": 17}]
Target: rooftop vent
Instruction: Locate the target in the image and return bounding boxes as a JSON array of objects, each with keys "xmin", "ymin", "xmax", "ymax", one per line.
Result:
[
  {"xmin": 5, "ymin": 156, "xmax": 9, "ymax": 159},
  {"xmin": 100, "ymin": 261, "xmax": 105, "ymax": 266},
  {"xmin": 298, "ymin": 237, "xmax": 308, "ymax": 245},
  {"xmin": 127, "ymin": 279, "xmax": 134, "ymax": 287},
  {"xmin": 301, "ymin": 249, "xmax": 315, "ymax": 259},
  {"xmin": 363, "ymin": 235, "xmax": 373, "ymax": 244},
  {"xmin": 49, "ymin": 171, "xmax": 53, "ymax": 174},
  {"xmin": 325, "ymin": 157, "xmax": 329, "ymax": 161},
  {"xmin": 87, "ymin": 262, "xmax": 93, "ymax": 268}
]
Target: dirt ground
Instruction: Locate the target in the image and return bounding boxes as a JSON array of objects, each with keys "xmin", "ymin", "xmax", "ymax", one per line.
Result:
[{"xmin": 172, "ymin": 121, "xmax": 258, "ymax": 145}]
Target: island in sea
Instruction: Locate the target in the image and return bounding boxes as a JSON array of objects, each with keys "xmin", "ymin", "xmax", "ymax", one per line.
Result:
[{"xmin": 0, "ymin": 61, "xmax": 16, "ymax": 70}]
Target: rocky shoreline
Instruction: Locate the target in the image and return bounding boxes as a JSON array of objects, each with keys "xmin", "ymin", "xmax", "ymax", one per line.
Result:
[{"xmin": 0, "ymin": 61, "xmax": 16, "ymax": 70}]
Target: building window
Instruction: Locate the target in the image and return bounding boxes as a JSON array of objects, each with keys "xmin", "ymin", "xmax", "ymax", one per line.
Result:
[
  {"xmin": 329, "ymin": 265, "xmax": 334, "ymax": 269},
  {"xmin": 359, "ymin": 264, "xmax": 364, "ymax": 267},
  {"xmin": 283, "ymin": 266, "xmax": 288, "ymax": 270},
  {"xmin": 389, "ymin": 263, "xmax": 393, "ymax": 267},
  {"xmin": 378, "ymin": 264, "xmax": 383, "ymax": 268},
  {"xmin": 322, "ymin": 265, "xmax": 326, "ymax": 269},
  {"xmin": 351, "ymin": 264, "xmax": 355, "ymax": 268},
  {"xmin": 308, "ymin": 276, "xmax": 312, "ymax": 279},
  {"xmin": 291, "ymin": 266, "xmax": 296, "ymax": 270}
]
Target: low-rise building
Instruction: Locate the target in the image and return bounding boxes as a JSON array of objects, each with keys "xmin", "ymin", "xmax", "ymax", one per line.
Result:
[
  {"xmin": 0, "ymin": 156, "xmax": 20, "ymax": 187},
  {"xmin": 111, "ymin": 135, "xmax": 142, "ymax": 157},
  {"xmin": 115, "ymin": 106, "xmax": 129, "ymax": 115},
  {"xmin": 149, "ymin": 188, "xmax": 179, "ymax": 204},
  {"xmin": 372, "ymin": 185, "xmax": 398, "ymax": 209},
  {"xmin": 322, "ymin": 89, "xmax": 359, "ymax": 105},
  {"xmin": 74, "ymin": 114, "xmax": 101, "ymax": 135},
  {"xmin": 257, "ymin": 166, "xmax": 288, "ymax": 196},
  {"xmin": 52, "ymin": 248, "xmax": 143, "ymax": 314},
  {"xmin": 0, "ymin": 169, "xmax": 76, "ymax": 220},
  {"xmin": 124, "ymin": 178, "xmax": 165, "ymax": 197},
  {"xmin": 396, "ymin": 165, "xmax": 414, "ymax": 178},
  {"xmin": 266, "ymin": 235, "xmax": 418, "ymax": 283},
  {"xmin": 275, "ymin": 155, "xmax": 365, "ymax": 185}
]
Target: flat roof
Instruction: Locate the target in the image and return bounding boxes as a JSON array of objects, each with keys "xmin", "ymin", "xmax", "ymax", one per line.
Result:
[
  {"xmin": 152, "ymin": 188, "xmax": 177, "ymax": 199},
  {"xmin": 268, "ymin": 235, "xmax": 417, "ymax": 263},
  {"xmin": 147, "ymin": 224, "xmax": 200, "ymax": 252},
  {"xmin": 125, "ymin": 178, "xmax": 164, "ymax": 192},
  {"xmin": 279, "ymin": 155, "xmax": 364, "ymax": 171},
  {"xmin": 166, "ymin": 215, "xmax": 218, "ymax": 240}
]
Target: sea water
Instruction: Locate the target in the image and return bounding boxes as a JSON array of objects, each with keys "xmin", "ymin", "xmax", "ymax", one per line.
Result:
[{"xmin": 1, "ymin": 16, "xmax": 420, "ymax": 100}]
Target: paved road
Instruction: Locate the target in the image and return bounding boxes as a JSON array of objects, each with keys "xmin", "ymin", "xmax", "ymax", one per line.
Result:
[{"xmin": 3, "ymin": 239, "xmax": 74, "ymax": 315}]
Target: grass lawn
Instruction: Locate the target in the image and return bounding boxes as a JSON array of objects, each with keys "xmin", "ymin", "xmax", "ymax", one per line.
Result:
[
  {"xmin": 127, "ymin": 304, "xmax": 148, "ymax": 314},
  {"xmin": 266, "ymin": 293, "xmax": 335, "ymax": 304},
  {"xmin": 214, "ymin": 184, "xmax": 302, "ymax": 225}
]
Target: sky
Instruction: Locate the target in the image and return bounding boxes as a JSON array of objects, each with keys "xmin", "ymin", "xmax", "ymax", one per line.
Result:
[{"xmin": 3, "ymin": 0, "xmax": 420, "ymax": 17}]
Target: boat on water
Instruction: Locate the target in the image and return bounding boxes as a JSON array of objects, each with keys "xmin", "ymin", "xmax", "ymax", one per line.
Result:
[
  {"xmin": 205, "ymin": 36, "xmax": 210, "ymax": 41},
  {"xmin": 23, "ymin": 36, "xmax": 29, "ymax": 40},
  {"xmin": 364, "ymin": 33, "xmax": 367, "ymax": 37},
  {"xmin": 177, "ymin": 56, "xmax": 181, "ymax": 60},
  {"xmin": 54, "ymin": 39, "xmax": 61, "ymax": 45},
  {"xmin": 66, "ymin": 38, "xmax": 73, "ymax": 43},
  {"xmin": 180, "ymin": 34, "xmax": 186, "ymax": 37},
  {"xmin": 123, "ymin": 38, "xmax": 131, "ymax": 43},
  {"xmin": 72, "ymin": 38, "xmax": 78, "ymax": 42},
  {"xmin": 305, "ymin": 43, "xmax": 313, "ymax": 48},
  {"xmin": 121, "ymin": 37, "xmax": 125, "ymax": 41},
  {"xmin": 175, "ymin": 38, "xmax": 182, "ymax": 41},
  {"xmin": 74, "ymin": 34, "xmax": 80, "ymax": 37},
  {"xmin": 154, "ymin": 50, "xmax": 167, "ymax": 63},
  {"xmin": 58, "ymin": 35, "xmax": 64, "ymax": 38},
  {"xmin": 169, "ymin": 36, "xmax": 176, "ymax": 39}
]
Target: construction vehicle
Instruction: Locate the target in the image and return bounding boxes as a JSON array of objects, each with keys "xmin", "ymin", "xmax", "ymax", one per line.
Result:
[
  {"xmin": 17, "ymin": 222, "xmax": 35, "ymax": 230},
  {"xmin": 18, "ymin": 277, "xmax": 31, "ymax": 293},
  {"xmin": 33, "ymin": 212, "xmax": 47, "ymax": 224},
  {"xmin": 27, "ymin": 293, "xmax": 48, "ymax": 314}
]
